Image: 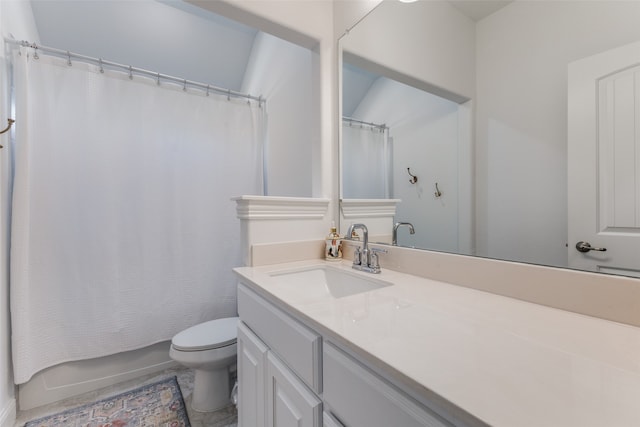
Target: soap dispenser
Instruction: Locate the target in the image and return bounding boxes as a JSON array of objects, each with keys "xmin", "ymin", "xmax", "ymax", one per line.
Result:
[{"xmin": 325, "ymin": 222, "xmax": 343, "ymax": 261}]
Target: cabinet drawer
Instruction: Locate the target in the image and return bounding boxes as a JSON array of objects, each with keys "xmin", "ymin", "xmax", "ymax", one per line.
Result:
[
  {"xmin": 323, "ymin": 343, "xmax": 451, "ymax": 427},
  {"xmin": 238, "ymin": 283, "xmax": 322, "ymax": 393}
]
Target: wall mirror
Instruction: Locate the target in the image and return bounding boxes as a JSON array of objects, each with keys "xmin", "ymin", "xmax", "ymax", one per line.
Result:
[{"xmin": 340, "ymin": 0, "xmax": 640, "ymax": 277}]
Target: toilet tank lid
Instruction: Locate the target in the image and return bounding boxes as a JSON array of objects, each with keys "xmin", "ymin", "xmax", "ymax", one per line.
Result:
[{"xmin": 171, "ymin": 317, "xmax": 239, "ymax": 351}]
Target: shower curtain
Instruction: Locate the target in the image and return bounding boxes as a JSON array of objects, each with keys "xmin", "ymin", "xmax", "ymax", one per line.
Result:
[
  {"xmin": 10, "ymin": 46, "xmax": 264, "ymax": 384},
  {"xmin": 341, "ymin": 122, "xmax": 391, "ymax": 199}
]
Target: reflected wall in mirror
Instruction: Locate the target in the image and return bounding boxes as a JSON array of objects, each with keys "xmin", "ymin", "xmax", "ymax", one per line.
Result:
[
  {"xmin": 342, "ymin": 62, "xmax": 468, "ymax": 254},
  {"xmin": 340, "ymin": 0, "xmax": 640, "ymax": 277}
]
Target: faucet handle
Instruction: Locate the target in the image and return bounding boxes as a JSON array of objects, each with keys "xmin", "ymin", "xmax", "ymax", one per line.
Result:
[
  {"xmin": 353, "ymin": 246, "xmax": 362, "ymax": 266},
  {"xmin": 369, "ymin": 252, "xmax": 380, "ymax": 269}
]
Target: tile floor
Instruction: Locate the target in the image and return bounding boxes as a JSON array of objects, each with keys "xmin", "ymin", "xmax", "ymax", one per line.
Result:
[{"xmin": 14, "ymin": 367, "xmax": 238, "ymax": 427}]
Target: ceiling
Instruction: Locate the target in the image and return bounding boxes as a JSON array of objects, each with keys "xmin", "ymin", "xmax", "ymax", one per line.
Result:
[{"xmin": 448, "ymin": 0, "xmax": 514, "ymax": 21}]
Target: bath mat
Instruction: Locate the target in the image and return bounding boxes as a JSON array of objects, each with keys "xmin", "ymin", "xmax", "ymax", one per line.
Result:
[{"xmin": 24, "ymin": 376, "xmax": 190, "ymax": 427}]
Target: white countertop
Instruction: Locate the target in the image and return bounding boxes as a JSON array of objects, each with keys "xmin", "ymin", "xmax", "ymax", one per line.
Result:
[{"xmin": 234, "ymin": 260, "xmax": 640, "ymax": 427}]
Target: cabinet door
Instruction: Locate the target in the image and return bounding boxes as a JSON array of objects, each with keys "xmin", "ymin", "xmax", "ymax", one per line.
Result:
[
  {"xmin": 323, "ymin": 412, "xmax": 345, "ymax": 427},
  {"xmin": 267, "ymin": 352, "xmax": 322, "ymax": 427},
  {"xmin": 238, "ymin": 322, "xmax": 269, "ymax": 427}
]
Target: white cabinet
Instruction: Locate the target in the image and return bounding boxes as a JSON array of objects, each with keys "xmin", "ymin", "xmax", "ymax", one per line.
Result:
[
  {"xmin": 237, "ymin": 280, "xmax": 454, "ymax": 427},
  {"xmin": 237, "ymin": 322, "xmax": 268, "ymax": 427},
  {"xmin": 238, "ymin": 284, "xmax": 322, "ymax": 392},
  {"xmin": 267, "ymin": 352, "xmax": 322, "ymax": 427},
  {"xmin": 323, "ymin": 343, "xmax": 451, "ymax": 427},
  {"xmin": 323, "ymin": 412, "xmax": 345, "ymax": 427},
  {"xmin": 238, "ymin": 284, "xmax": 322, "ymax": 427}
]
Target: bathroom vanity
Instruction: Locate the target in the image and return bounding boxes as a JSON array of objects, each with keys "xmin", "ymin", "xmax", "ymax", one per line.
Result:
[{"xmin": 234, "ymin": 260, "xmax": 640, "ymax": 427}]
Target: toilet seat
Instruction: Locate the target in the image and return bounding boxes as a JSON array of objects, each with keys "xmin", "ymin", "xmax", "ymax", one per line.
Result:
[{"xmin": 171, "ymin": 317, "xmax": 238, "ymax": 352}]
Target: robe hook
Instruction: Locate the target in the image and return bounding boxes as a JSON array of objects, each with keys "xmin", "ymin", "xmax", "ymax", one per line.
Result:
[
  {"xmin": 0, "ymin": 118, "xmax": 15, "ymax": 148},
  {"xmin": 0, "ymin": 118, "xmax": 15, "ymax": 135},
  {"xmin": 407, "ymin": 168, "xmax": 418, "ymax": 184}
]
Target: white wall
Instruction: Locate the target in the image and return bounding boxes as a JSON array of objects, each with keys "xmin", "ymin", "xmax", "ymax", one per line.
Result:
[
  {"xmin": 189, "ymin": 0, "xmax": 336, "ymax": 217},
  {"xmin": 340, "ymin": 0, "xmax": 475, "ymax": 103},
  {"xmin": 242, "ymin": 32, "xmax": 316, "ymax": 197},
  {"xmin": 0, "ymin": 1, "xmax": 40, "ymax": 423},
  {"xmin": 475, "ymin": 1, "xmax": 640, "ymax": 267}
]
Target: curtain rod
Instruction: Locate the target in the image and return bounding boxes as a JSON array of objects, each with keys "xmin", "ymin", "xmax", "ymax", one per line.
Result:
[
  {"xmin": 5, "ymin": 39, "xmax": 265, "ymax": 106},
  {"xmin": 342, "ymin": 116, "xmax": 387, "ymax": 130}
]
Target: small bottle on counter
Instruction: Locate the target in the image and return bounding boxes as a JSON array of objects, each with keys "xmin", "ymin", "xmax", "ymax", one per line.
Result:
[{"xmin": 325, "ymin": 222, "xmax": 343, "ymax": 261}]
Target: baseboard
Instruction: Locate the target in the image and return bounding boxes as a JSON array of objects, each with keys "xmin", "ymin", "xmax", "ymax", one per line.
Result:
[{"xmin": 0, "ymin": 398, "xmax": 16, "ymax": 427}]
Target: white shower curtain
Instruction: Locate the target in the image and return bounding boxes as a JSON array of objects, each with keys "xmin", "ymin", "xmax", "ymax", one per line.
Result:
[
  {"xmin": 10, "ymin": 47, "xmax": 264, "ymax": 384},
  {"xmin": 342, "ymin": 123, "xmax": 391, "ymax": 199}
]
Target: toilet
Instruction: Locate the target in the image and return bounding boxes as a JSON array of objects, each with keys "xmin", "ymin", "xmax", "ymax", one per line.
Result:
[{"xmin": 169, "ymin": 317, "xmax": 239, "ymax": 412}]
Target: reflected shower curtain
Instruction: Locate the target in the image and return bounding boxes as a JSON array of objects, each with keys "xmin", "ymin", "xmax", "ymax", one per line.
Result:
[
  {"xmin": 10, "ymin": 47, "xmax": 264, "ymax": 384},
  {"xmin": 342, "ymin": 122, "xmax": 391, "ymax": 199}
]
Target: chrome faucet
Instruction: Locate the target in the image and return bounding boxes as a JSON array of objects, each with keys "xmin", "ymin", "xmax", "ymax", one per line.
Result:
[
  {"xmin": 392, "ymin": 222, "xmax": 415, "ymax": 246},
  {"xmin": 346, "ymin": 223, "xmax": 387, "ymax": 274}
]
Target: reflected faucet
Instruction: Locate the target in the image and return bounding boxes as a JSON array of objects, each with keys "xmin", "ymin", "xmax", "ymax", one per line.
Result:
[
  {"xmin": 346, "ymin": 223, "xmax": 386, "ymax": 274},
  {"xmin": 392, "ymin": 222, "xmax": 415, "ymax": 246}
]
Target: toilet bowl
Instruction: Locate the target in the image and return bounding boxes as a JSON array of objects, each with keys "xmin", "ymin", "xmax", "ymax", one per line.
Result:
[{"xmin": 169, "ymin": 317, "xmax": 239, "ymax": 412}]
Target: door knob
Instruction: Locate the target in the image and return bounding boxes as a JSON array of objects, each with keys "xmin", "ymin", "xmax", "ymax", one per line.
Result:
[{"xmin": 575, "ymin": 241, "xmax": 607, "ymax": 253}]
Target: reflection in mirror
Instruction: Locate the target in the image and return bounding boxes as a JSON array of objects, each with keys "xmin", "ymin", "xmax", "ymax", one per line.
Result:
[
  {"xmin": 341, "ymin": 116, "xmax": 390, "ymax": 200},
  {"xmin": 342, "ymin": 61, "xmax": 466, "ymax": 254},
  {"xmin": 340, "ymin": 0, "xmax": 640, "ymax": 277}
]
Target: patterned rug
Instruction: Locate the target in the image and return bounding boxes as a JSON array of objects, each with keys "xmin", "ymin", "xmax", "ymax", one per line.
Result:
[{"xmin": 24, "ymin": 376, "xmax": 190, "ymax": 427}]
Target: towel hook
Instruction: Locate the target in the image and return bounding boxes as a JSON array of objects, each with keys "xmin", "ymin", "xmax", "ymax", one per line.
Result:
[
  {"xmin": 407, "ymin": 168, "xmax": 418, "ymax": 184},
  {"xmin": 0, "ymin": 118, "xmax": 15, "ymax": 148},
  {"xmin": 0, "ymin": 118, "xmax": 15, "ymax": 135},
  {"xmin": 435, "ymin": 182, "xmax": 443, "ymax": 198}
]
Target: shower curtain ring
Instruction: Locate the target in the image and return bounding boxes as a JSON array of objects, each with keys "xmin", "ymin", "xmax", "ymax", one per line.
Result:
[
  {"xmin": 33, "ymin": 46, "xmax": 39, "ymax": 60},
  {"xmin": 98, "ymin": 58, "xmax": 104, "ymax": 73},
  {"xmin": 129, "ymin": 65, "xmax": 133, "ymax": 80},
  {"xmin": 67, "ymin": 51, "xmax": 72, "ymax": 66},
  {"xmin": 206, "ymin": 85, "xmax": 210, "ymax": 96},
  {"xmin": 157, "ymin": 73, "xmax": 161, "ymax": 85}
]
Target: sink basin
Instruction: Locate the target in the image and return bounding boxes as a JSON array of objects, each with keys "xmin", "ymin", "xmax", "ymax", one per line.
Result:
[{"xmin": 270, "ymin": 266, "xmax": 392, "ymax": 298}]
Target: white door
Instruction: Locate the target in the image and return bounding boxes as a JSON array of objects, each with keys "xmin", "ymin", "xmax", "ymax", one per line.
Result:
[{"xmin": 568, "ymin": 40, "xmax": 640, "ymax": 277}]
